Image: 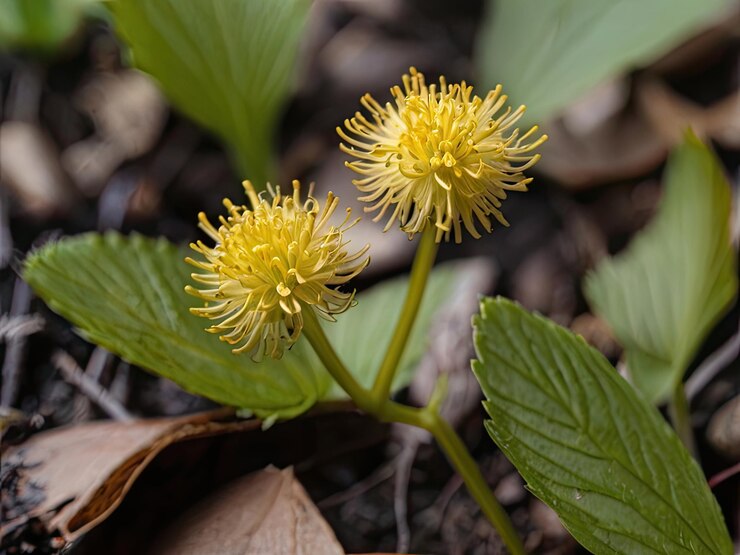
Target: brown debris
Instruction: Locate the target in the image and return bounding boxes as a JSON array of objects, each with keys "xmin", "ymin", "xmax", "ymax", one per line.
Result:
[
  {"xmin": 148, "ymin": 466, "xmax": 345, "ymax": 555},
  {"xmin": 1, "ymin": 409, "xmax": 259, "ymax": 542}
]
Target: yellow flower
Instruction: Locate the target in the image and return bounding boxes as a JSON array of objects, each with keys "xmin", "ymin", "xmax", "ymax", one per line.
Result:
[
  {"xmin": 338, "ymin": 67, "xmax": 547, "ymax": 243},
  {"xmin": 186, "ymin": 180, "xmax": 369, "ymax": 360}
]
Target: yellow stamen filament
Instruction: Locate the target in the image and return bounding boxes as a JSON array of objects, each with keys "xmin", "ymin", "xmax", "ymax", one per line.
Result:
[{"xmin": 338, "ymin": 67, "xmax": 547, "ymax": 243}]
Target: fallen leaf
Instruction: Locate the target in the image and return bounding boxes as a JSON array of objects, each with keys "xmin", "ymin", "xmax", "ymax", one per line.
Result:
[
  {"xmin": 535, "ymin": 108, "xmax": 667, "ymax": 189},
  {"xmin": 62, "ymin": 70, "xmax": 167, "ymax": 195},
  {"xmin": 148, "ymin": 466, "xmax": 345, "ymax": 555},
  {"xmin": 1, "ymin": 409, "xmax": 258, "ymax": 540},
  {"xmin": 637, "ymin": 77, "xmax": 740, "ymax": 148},
  {"xmin": 707, "ymin": 395, "xmax": 740, "ymax": 460},
  {"xmin": 0, "ymin": 121, "xmax": 79, "ymax": 217}
]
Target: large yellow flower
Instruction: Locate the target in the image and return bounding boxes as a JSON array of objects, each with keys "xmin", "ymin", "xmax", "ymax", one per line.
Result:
[
  {"xmin": 186, "ymin": 180, "xmax": 369, "ymax": 360},
  {"xmin": 338, "ymin": 68, "xmax": 547, "ymax": 243}
]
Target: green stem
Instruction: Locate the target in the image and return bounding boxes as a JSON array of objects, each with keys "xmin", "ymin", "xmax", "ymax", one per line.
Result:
[
  {"xmin": 302, "ymin": 309, "xmax": 374, "ymax": 413},
  {"xmin": 424, "ymin": 412, "xmax": 526, "ymax": 555},
  {"xmin": 371, "ymin": 225, "xmax": 439, "ymax": 404},
  {"xmin": 302, "ymin": 312, "xmax": 525, "ymax": 554},
  {"xmin": 669, "ymin": 381, "xmax": 697, "ymax": 460}
]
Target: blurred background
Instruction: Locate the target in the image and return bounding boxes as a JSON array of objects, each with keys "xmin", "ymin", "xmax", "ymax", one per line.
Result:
[{"xmin": 1, "ymin": 1, "xmax": 739, "ymax": 553}]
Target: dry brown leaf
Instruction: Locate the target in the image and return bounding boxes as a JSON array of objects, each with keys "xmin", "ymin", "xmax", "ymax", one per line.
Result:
[
  {"xmin": 706, "ymin": 395, "xmax": 740, "ymax": 460},
  {"xmin": 1, "ymin": 409, "xmax": 258, "ymax": 540},
  {"xmin": 148, "ymin": 466, "xmax": 345, "ymax": 555},
  {"xmin": 637, "ymin": 77, "xmax": 740, "ymax": 148},
  {"xmin": 62, "ymin": 70, "xmax": 167, "ymax": 195},
  {"xmin": 0, "ymin": 121, "xmax": 79, "ymax": 217},
  {"xmin": 536, "ymin": 107, "xmax": 667, "ymax": 189}
]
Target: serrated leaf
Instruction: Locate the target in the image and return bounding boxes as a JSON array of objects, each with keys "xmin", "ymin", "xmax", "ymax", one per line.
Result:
[
  {"xmin": 476, "ymin": 0, "xmax": 733, "ymax": 126},
  {"xmin": 584, "ymin": 133, "xmax": 737, "ymax": 404},
  {"xmin": 110, "ymin": 0, "xmax": 310, "ymax": 183},
  {"xmin": 24, "ymin": 233, "xmax": 462, "ymax": 419},
  {"xmin": 473, "ymin": 297, "xmax": 733, "ymax": 555},
  {"xmin": 24, "ymin": 233, "xmax": 326, "ymax": 420}
]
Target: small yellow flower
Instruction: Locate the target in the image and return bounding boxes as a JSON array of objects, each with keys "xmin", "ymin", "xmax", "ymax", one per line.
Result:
[
  {"xmin": 186, "ymin": 180, "xmax": 369, "ymax": 360},
  {"xmin": 338, "ymin": 67, "xmax": 547, "ymax": 243}
]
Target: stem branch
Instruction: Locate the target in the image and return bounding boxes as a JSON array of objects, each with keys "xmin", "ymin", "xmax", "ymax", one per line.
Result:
[
  {"xmin": 668, "ymin": 381, "xmax": 697, "ymax": 460},
  {"xmin": 302, "ymin": 311, "xmax": 525, "ymax": 554}
]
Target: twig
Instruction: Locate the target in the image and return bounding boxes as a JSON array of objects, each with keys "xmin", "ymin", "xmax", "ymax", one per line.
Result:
[
  {"xmin": 0, "ymin": 314, "xmax": 44, "ymax": 341},
  {"xmin": 71, "ymin": 347, "xmax": 112, "ymax": 422},
  {"xmin": 53, "ymin": 350, "xmax": 133, "ymax": 422},
  {"xmin": 685, "ymin": 317, "xmax": 740, "ymax": 401},
  {"xmin": 317, "ymin": 462, "xmax": 395, "ymax": 509},
  {"xmin": 0, "ymin": 189, "xmax": 12, "ymax": 269},
  {"xmin": 1, "ymin": 278, "xmax": 33, "ymax": 407},
  {"xmin": 708, "ymin": 461, "xmax": 740, "ymax": 489},
  {"xmin": 393, "ymin": 438, "xmax": 418, "ymax": 553},
  {"xmin": 109, "ymin": 361, "xmax": 131, "ymax": 406}
]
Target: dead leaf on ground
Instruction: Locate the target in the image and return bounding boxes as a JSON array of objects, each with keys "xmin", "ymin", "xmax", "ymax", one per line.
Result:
[
  {"xmin": 148, "ymin": 466, "xmax": 345, "ymax": 555},
  {"xmin": 536, "ymin": 106, "xmax": 667, "ymax": 190},
  {"xmin": 0, "ymin": 121, "xmax": 79, "ymax": 217},
  {"xmin": 637, "ymin": 77, "xmax": 740, "ymax": 148},
  {"xmin": 707, "ymin": 395, "xmax": 740, "ymax": 460},
  {"xmin": 62, "ymin": 70, "xmax": 167, "ymax": 195},
  {"xmin": 1, "ymin": 408, "xmax": 259, "ymax": 541}
]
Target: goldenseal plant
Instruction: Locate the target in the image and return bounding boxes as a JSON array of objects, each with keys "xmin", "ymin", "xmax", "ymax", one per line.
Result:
[{"xmin": 184, "ymin": 69, "xmax": 546, "ymax": 554}]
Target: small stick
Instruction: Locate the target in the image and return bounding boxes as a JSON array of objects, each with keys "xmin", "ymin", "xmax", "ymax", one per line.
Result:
[
  {"xmin": 1, "ymin": 278, "xmax": 33, "ymax": 407},
  {"xmin": 686, "ymin": 318, "xmax": 740, "ymax": 401},
  {"xmin": 53, "ymin": 351, "xmax": 133, "ymax": 422}
]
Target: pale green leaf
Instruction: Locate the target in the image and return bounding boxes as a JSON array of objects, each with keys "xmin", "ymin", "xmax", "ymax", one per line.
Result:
[
  {"xmin": 476, "ymin": 0, "xmax": 733, "ymax": 125},
  {"xmin": 473, "ymin": 297, "xmax": 733, "ymax": 554},
  {"xmin": 322, "ymin": 261, "xmax": 462, "ymax": 399},
  {"xmin": 0, "ymin": 0, "xmax": 100, "ymax": 53},
  {"xmin": 584, "ymin": 133, "xmax": 737, "ymax": 403},
  {"xmin": 24, "ymin": 233, "xmax": 463, "ymax": 419},
  {"xmin": 110, "ymin": 0, "xmax": 310, "ymax": 183}
]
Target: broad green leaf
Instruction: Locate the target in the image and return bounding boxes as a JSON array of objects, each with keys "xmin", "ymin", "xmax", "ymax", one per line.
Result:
[
  {"xmin": 473, "ymin": 297, "xmax": 733, "ymax": 555},
  {"xmin": 584, "ymin": 133, "xmax": 737, "ymax": 403},
  {"xmin": 24, "ymin": 233, "xmax": 461, "ymax": 419},
  {"xmin": 110, "ymin": 0, "xmax": 310, "ymax": 183},
  {"xmin": 476, "ymin": 0, "xmax": 733, "ymax": 125},
  {"xmin": 0, "ymin": 0, "xmax": 100, "ymax": 53},
  {"xmin": 24, "ymin": 233, "xmax": 325, "ymax": 421}
]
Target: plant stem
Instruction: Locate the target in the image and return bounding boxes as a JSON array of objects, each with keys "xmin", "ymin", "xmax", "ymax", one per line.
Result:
[
  {"xmin": 302, "ymin": 312, "xmax": 525, "ymax": 554},
  {"xmin": 425, "ymin": 412, "xmax": 526, "ymax": 555},
  {"xmin": 301, "ymin": 309, "xmax": 374, "ymax": 413},
  {"xmin": 668, "ymin": 381, "xmax": 697, "ymax": 460},
  {"xmin": 371, "ymin": 225, "xmax": 439, "ymax": 404}
]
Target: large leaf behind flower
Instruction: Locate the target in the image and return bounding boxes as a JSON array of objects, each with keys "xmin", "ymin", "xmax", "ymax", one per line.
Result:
[
  {"xmin": 473, "ymin": 297, "xmax": 733, "ymax": 554},
  {"xmin": 584, "ymin": 133, "xmax": 737, "ymax": 403},
  {"xmin": 110, "ymin": 0, "xmax": 310, "ymax": 183},
  {"xmin": 24, "ymin": 233, "xmax": 460, "ymax": 421},
  {"xmin": 477, "ymin": 0, "xmax": 733, "ymax": 126}
]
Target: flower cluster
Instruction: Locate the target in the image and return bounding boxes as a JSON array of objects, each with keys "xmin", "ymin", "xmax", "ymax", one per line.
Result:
[
  {"xmin": 186, "ymin": 181, "xmax": 369, "ymax": 359},
  {"xmin": 338, "ymin": 67, "xmax": 546, "ymax": 243}
]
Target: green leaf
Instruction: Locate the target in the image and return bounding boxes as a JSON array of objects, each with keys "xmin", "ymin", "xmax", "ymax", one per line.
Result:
[
  {"xmin": 0, "ymin": 0, "xmax": 99, "ymax": 53},
  {"xmin": 110, "ymin": 0, "xmax": 310, "ymax": 183},
  {"xmin": 24, "ymin": 232, "xmax": 462, "ymax": 420},
  {"xmin": 584, "ymin": 133, "xmax": 737, "ymax": 403},
  {"xmin": 476, "ymin": 0, "xmax": 733, "ymax": 125},
  {"xmin": 25, "ymin": 233, "xmax": 326, "ymax": 421},
  {"xmin": 473, "ymin": 297, "xmax": 733, "ymax": 555}
]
